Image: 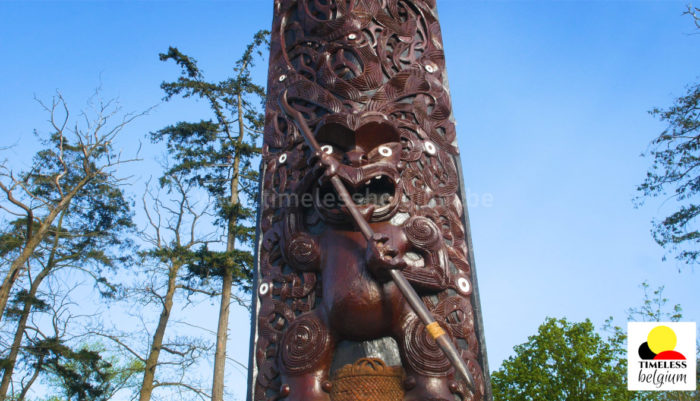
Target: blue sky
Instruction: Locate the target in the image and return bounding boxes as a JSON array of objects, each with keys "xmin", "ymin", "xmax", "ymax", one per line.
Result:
[{"xmin": 1, "ymin": 0, "xmax": 699, "ymax": 399}]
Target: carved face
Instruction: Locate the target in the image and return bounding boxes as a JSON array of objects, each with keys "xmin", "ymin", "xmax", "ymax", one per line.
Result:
[{"xmin": 313, "ymin": 121, "xmax": 403, "ymax": 225}]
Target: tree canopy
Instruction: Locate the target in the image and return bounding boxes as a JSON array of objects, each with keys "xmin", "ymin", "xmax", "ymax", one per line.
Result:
[
  {"xmin": 491, "ymin": 318, "xmax": 635, "ymax": 401},
  {"xmin": 637, "ymin": 6, "xmax": 700, "ymax": 265},
  {"xmin": 152, "ymin": 30, "xmax": 269, "ymax": 401},
  {"xmin": 492, "ymin": 284, "xmax": 699, "ymax": 401}
]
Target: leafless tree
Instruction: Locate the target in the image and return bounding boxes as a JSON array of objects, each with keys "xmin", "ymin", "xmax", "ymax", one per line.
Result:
[
  {"xmin": 685, "ymin": 4, "xmax": 700, "ymax": 29},
  {"xmin": 90, "ymin": 174, "xmax": 217, "ymax": 401}
]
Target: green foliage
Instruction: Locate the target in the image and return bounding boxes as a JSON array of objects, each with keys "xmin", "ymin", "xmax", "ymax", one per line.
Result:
[
  {"xmin": 638, "ymin": 82, "xmax": 700, "ymax": 264},
  {"xmin": 3, "ymin": 289, "xmax": 49, "ymax": 320},
  {"xmin": 493, "ymin": 284, "xmax": 699, "ymax": 401},
  {"xmin": 604, "ymin": 283, "xmax": 700, "ymax": 401},
  {"xmin": 186, "ymin": 245, "xmax": 255, "ymax": 291},
  {"xmin": 0, "ymin": 93, "xmax": 140, "ymax": 399},
  {"xmin": 152, "ymin": 30, "xmax": 269, "ymax": 289},
  {"xmin": 25, "ymin": 340, "xmax": 118, "ymax": 401},
  {"xmin": 31, "ymin": 131, "xmax": 135, "ymax": 268},
  {"xmin": 0, "ymin": 219, "xmax": 32, "ymax": 258},
  {"xmin": 637, "ymin": 12, "xmax": 700, "ymax": 265},
  {"xmin": 492, "ymin": 318, "xmax": 636, "ymax": 401},
  {"xmin": 1, "ymin": 95, "xmax": 136, "ymax": 299},
  {"xmin": 627, "ymin": 281, "xmax": 683, "ymax": 323}
]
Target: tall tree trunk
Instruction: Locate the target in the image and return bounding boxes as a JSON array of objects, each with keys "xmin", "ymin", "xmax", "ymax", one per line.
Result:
[
  {"xmin": 0, "ymin": 231, "xmax": 44, "ymax": 324},
  {"xmin": 211, "ymin": 270, "xmax": 233, "ymax": 401},
  {"xmin": 138, "ymin": 265, "xmax": 179, "ymax": 401},
  {"xmin": 0, "ymin": 263, "xmax": 51, "ymax": 400},
  {"xmin": 211, "ymin": 93, "xmax": 246, "ymax": 401},
  {"xmin": 0, "ymin": 211, "xmax": 65, "ymax": 400}
]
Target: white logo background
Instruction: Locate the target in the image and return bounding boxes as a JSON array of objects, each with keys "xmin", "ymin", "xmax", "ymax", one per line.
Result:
[{"xmin": 628, "ymin": 322, "xmax": 696, "ymax": 391}]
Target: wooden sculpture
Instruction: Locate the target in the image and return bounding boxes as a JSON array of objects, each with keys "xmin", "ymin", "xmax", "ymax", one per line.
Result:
[{"xmin": 248, "ymin": 1, "xmax": 491, "ymax": 400}]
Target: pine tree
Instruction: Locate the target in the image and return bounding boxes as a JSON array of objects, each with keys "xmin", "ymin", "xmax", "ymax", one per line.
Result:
[{"xmin": 152, "ymin": 30, "xmax": 269, "ymax": 400}]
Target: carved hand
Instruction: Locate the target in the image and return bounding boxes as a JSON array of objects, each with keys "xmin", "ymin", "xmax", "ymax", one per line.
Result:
[
  {"xmin": 365, "ymin": 232, "xmax": 406, "ymax": 282},
  {"xmin": 310, "ymin": 151, "xmax": 341, "ymax": 183}
]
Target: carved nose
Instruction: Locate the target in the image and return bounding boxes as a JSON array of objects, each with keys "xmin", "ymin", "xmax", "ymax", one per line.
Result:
[{"xmin": 343, "ymin": 150, "xmax": 368, "ymax": 167}]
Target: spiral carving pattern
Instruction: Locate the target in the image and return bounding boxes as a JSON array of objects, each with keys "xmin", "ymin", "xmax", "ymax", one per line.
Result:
[
  {"xmin": 280, "ymin": 314, "xmax": 331, "ymax": 375},
  {"xmin": 284, "ymin": 232, "xmax": 320, "ymax": 270},
  {"xmin": 252, "ymin": 0, "xmax": 487, "ymax": 399},
  {"xmin": 405, "ymin": 216, "xmax": 441, "ymax": 250},
  {"xmin": 403, "ymin": 318, "xmax": 452, "ymax": 376}
]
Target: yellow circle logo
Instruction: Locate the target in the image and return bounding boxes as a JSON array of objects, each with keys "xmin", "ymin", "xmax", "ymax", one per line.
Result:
[{"xmin": 647, "ymin": 325, "xmax": 677, "ymax": 354}]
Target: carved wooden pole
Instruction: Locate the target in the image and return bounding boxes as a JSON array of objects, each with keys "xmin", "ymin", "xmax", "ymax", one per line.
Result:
[{"xmin": 248, "ymin": 1, "xmax": 492, "ymax": 400}]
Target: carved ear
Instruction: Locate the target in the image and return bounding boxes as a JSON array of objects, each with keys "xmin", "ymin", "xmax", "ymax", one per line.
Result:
[{"xmin": 281, "ymin": 210, "xmax": 321, "ymax": 272}]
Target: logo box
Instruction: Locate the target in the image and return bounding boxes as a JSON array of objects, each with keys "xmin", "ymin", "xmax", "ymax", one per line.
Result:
[{"xmin": 628, "ymin": 322, "xmax": 696, "ymax": 391}]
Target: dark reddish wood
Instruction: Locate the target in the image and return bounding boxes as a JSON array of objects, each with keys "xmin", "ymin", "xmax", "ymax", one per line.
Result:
[
  {"xmin": 249, "ymin": 1, "xmax": 489, "ymax": 400},
  {"xmin": 283, "ymin": 88, "xmax": 476, "ymax": 392}
]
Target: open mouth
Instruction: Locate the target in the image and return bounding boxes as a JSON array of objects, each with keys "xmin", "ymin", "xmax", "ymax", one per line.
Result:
[{"xmin": 314, "ymin": 174, "xmax": 399, "ymax": 223}]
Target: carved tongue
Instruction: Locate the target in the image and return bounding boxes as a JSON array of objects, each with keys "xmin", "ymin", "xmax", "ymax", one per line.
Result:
[{"xmin": 359, "ymin": 204, "xmax": 375, "ymax": 222}]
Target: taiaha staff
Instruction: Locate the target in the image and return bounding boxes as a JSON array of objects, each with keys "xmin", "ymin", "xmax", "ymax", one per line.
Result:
[{"xmin": 280, "ymin": 90, "xmax": 477, "ymax": 393}]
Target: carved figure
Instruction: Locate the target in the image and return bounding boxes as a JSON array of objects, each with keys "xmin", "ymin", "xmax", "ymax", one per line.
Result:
[{"xmin": 250, "ymin": 1, "xmax": 489, "ymax": 400}]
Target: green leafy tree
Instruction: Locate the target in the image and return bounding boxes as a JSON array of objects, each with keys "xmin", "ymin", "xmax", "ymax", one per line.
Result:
[
  {"xmin": 492, "ymin": 317, "xmax": 638, "ymax": 401},
  {"xmin": 0, "ymin": 93, "xmax": 140, "ymax": 400},
  {"xmin": 24, "ymin": 339, "xmax": 126, "ymax": 401},
  {"xmin": 0, "ymin": 93, "xmax": 142, "ymax": 319},
  {"xmin": 6, "ymin": 281, "xmax": 141, "ymax": 401},
  {"xmin": 152, "ymin": 30, "xmax": 268, "ymax": 401},
  {"xmin": 493, "ymin": 284, "xmax": 698, "ymax": 401},
  {"xmin": 637, "ymin": 7, "xmax": 700, "ymax": 265}
]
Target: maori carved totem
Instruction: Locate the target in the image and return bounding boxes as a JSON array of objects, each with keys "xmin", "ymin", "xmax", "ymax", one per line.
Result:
[{"xmin": 248, "ymin": 1, "xmax": 492, "ymax": 400}]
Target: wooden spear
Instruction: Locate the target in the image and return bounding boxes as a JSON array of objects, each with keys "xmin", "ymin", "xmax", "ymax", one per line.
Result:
[{"xmin": 280, "ymin": 90, "xmax": 477, "ymax": 393}]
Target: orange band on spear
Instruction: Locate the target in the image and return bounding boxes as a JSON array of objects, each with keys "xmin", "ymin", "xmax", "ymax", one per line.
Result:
[
  {"xmin": 426, "ymin": 322, "xmax": 446, "ymax": 340},
  {"xmin": 280, "ymin": 90, "xmax": 476, "ymax": 393}
]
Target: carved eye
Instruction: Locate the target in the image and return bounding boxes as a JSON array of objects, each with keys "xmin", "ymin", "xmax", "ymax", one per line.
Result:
[
  {"xmin": 321, "ymin": 145, "xmax": 334, "ymax": 154},
  {"xmin": 378, "ymin": 146, "xmax": 393, "ymax": 157}
]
